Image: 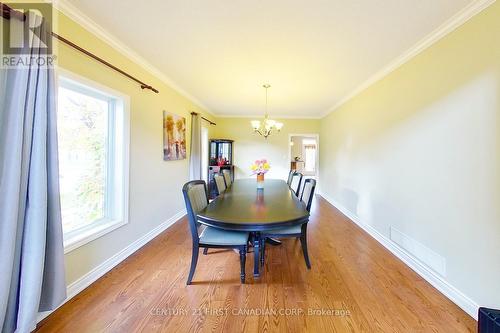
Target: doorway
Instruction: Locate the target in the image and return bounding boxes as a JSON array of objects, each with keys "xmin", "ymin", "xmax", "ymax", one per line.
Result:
[{"xmin": 288, "ymin": 134, "xmax": 319, "ymax": 179}]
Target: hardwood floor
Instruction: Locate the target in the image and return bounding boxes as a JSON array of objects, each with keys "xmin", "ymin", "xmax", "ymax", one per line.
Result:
[{"xmin": 36, "ymin": 196, "xmax": 476, "ymax": 332}]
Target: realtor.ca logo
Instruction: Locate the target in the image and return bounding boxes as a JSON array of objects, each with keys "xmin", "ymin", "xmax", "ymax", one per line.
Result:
[{"xmin": 1, "ymin": 2, "xmax": 55, "ymax": 68}]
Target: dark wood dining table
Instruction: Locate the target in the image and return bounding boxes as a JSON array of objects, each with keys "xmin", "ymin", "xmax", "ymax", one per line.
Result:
[{"xmin": 197, "ymin": 179, "xmax": 309, "ymax": 277}]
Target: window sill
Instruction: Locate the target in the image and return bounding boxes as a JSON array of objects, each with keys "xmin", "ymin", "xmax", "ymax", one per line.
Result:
[{"xmin": 63, "ymin": 219, "xmax": 128, "ymax": 254}]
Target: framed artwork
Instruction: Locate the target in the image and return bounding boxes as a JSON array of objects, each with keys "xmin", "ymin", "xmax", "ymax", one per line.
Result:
[{"xmin": 163, "ymin": 111, "xmax": 186, "ymax": 160}]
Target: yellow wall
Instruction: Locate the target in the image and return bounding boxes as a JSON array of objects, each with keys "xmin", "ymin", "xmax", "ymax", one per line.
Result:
[
  {"xmin": 319, "ymin": 2, "xmax": 500, "ymax": 310},
  {"xmin": 50, "ymin": 0, "xmax": 500, "ymax": 315},
  {"xmin": 53, "ymin": 8, "xmax": 318, "ymax": 289},
  {"xmin": 54, "ymin": 10, "xmax": 214, "ymax": 285},
  {"xmin": 214, "ymin": 118, "xmax": 319, "ymax": 180}
]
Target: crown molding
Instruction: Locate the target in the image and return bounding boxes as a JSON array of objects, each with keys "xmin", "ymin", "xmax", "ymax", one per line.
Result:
[
  {"xmin": 50, "ymin": 0, "xmax": 495, "ymax": 120},
  {"xmin": 51, "ymin": 0, "xmax": 215, "ymax": 117},
  {"xmin": 320, "ymin": 0, "xmax": 496, "ymax": 118},
  {"xmin": 215, "ymin": 114, "xmax": 322, "ymax": 120}
]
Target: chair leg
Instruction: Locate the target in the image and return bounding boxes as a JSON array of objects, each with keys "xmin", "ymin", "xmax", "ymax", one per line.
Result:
[
  {"xmin": 203, "ymin": 248, "xmax": 208, "ymax": 255},
  {"xmin": 239, "ymin": 246, "xmax": 246, "ymax": 283},
  {"xmin": 253, "ymin": 233, "xmax": 261, "ymax": 277},
  {"xmin": 299, "ymin": 227, "xmax": 311, "ymax": 269},
  {"xmin": 187, "ymin": 245, "xmax": 199, "ymax": 285},
  {"xmin": 260, "ymin": 237, "xmax": 266, "ymax": 266}
]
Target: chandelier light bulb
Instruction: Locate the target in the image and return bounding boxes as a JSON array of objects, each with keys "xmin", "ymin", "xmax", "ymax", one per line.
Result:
[{"xmin": 251, "ymin": 120, "xmax": 261, "ymax": 130}]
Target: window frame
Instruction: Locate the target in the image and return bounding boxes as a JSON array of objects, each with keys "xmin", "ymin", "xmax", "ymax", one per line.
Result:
[{"xmin": 56, "ymin": 68, "xmax": 130, "ymax": 254}]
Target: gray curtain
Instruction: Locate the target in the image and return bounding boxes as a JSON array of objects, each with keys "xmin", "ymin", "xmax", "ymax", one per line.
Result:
[
  {"xmin": 0, "ymin": 15, "xmax": 66, "ymax": 333},
  {"xmin": 189, "ymin": 113, "xmax": 202, "ymax": 180}
]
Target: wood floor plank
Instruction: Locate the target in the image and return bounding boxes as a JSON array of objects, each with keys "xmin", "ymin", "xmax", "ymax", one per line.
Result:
[{"xmin": 35, "ymin": 196, "xmax": 476, "ymax": 333}]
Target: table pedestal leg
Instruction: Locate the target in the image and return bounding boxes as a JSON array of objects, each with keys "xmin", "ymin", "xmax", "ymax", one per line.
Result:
[{"xmin": 253, "ymin": 232, "xmax": 261, "ymax": 278}]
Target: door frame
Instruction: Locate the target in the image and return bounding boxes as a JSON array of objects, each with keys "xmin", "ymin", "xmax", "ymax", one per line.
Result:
[{"xmin": 288, "ymin": 133, "xmax": 320, "ymax": 180}]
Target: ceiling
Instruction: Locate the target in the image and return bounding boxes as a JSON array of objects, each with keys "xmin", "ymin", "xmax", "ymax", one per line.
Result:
[{"xmin": 66, "ymin": 0, "xmax": 475, "ymax": 118}]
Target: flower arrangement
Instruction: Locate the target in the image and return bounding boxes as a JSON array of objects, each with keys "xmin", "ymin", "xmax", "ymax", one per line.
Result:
[{"xmin": 251, "ymin": 159, "xmax": 270, "ymax": 175}]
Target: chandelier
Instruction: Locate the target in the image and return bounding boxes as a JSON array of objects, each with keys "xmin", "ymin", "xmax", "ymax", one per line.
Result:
[{"xmin": 251, "ymin": 84, "xmax": 283, "ymax": 138}]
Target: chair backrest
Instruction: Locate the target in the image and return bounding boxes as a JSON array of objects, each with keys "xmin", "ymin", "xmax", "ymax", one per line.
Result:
[
  {"xmin": 222, "ymin": 169, "xmax": 232, "ymax": 187},
  {"xmin": 287, "ymin": 169, "xmax": 295, "ymax": 185},
  {"xmin": 182, "ymin": 180, "xmax": 209, "ymax": 244},
  {"xmin": 214, "ymin": 174, "xmax": 226, "ymax": 195},
  {"xmin": 300, "ymin": 178, "xmax": 316, "ymax": 212},
  {"xmin": 290, "ymin": 172, "xmax": 303, "ymax": 196}
]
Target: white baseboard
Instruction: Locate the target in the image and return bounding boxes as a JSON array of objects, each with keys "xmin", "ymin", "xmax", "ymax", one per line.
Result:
[
  {"xmin": 37, "ymin": 209, "xmax": 186, "ymax": 323},
  {"xmin": 390, "ymin": 226, "xmax": 447, "ymax": 277},
  {"xmin": 317, "ymin": 193, "xmax": 479, "ymax": 320}
]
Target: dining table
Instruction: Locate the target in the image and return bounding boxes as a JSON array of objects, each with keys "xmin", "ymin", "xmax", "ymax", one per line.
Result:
[{"xmin": 197, "ymin": 178, "xmax": 309, "ymax": 277}]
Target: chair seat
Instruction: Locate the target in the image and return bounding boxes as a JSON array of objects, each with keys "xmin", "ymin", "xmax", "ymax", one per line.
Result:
[
  {"xmin": 264, "ymin": 224, "xmax": 302, "ymax": 235},
  {"xmin": 199, "ymin": 226, "xmax": 249, "ymax": 246}
]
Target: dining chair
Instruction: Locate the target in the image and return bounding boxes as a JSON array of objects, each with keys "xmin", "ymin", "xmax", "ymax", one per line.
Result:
[
  {"xmin": 222, "ymin": 169, "xmax": 232, "ymax": 187},
  {"xmin": 289, "ymin": 172, "xmax": 303, "ymax": 196},
  {"xmin": 214, "ymin": 174, "xmax": 226, "ymax": 195},
  {"xmin": 182, "ymin": 180, "xmax": 249, "ymax": 284},
  {"xmin": 286, "ymin": 169, "xmax": 295, "ymax": 186},
  {"xmin": 260, "ymin": 178, "xmax": 317, "ymax": 269}
]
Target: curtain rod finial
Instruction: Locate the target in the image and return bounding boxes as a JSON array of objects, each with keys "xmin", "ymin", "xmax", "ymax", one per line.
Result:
[{"xmin": 140, "ymin": 84, "xmax": 159, "ymax": 93}]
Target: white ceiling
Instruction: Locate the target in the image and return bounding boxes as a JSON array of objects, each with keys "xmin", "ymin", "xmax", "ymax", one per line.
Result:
[{"xmin": 66, "ymin": 0, "xmax": 474, "ymax": 117}]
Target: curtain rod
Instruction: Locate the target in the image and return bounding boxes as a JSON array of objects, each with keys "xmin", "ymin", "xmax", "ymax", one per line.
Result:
[
  {"xmin": 191, "ymin": 112, "xmax": 216, "ymax": 125},
  {"xmin": 1, "ymin": 2, "xmax": 159, "ymax": 93}
]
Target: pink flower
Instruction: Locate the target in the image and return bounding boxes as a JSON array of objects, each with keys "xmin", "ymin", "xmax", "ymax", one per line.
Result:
[{"xmin": 250, "ymin": 158, "xmax": 271, "ymax": 176}]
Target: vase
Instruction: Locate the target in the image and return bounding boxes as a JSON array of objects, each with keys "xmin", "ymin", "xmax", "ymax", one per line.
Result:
[{"xmin": 256, "ymin": 174, "xmax": 264, "ymax": 189}]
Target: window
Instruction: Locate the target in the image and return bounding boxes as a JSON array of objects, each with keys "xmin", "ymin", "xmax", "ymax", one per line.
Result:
[{"xmin": 57, "ymin": 71, "xmax": 129, "ymax": 253}]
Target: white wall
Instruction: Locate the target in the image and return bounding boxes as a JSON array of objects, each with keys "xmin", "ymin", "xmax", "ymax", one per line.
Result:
[{"xmin": 291, "ymin": 136, "xmax": 303, "ymax": 160}]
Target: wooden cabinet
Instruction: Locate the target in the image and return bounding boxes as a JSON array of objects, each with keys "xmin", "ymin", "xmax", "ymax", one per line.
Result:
[
  {"xmin": 290, "ymin": 161, "xmax": 304, "ymax": 172},
  {"xmin": 208, "ymin": 139, "xmax": 234, "ymax": 199}
]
